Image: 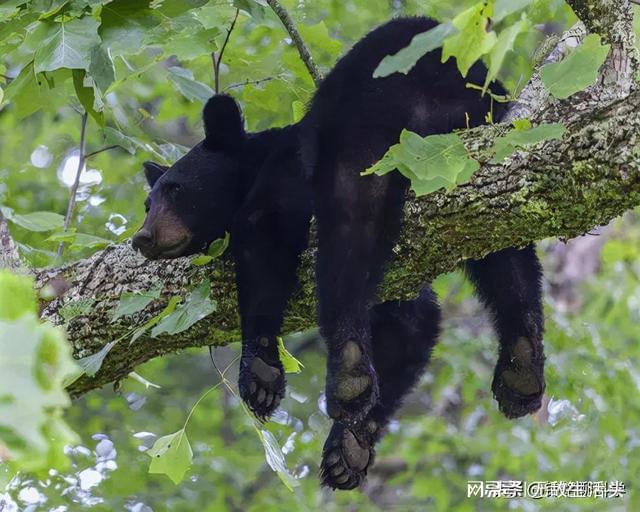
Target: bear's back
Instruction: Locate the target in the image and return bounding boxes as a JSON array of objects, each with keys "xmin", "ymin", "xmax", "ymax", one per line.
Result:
[{"xmin": 306, "ymin": 17, "xmax": 505, "ymax": 139}]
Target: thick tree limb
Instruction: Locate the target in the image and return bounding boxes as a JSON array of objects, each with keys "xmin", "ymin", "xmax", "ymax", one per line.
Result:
[{"xmin": 1, "ymin": 2, "xmax": 639, "ymax": 398}]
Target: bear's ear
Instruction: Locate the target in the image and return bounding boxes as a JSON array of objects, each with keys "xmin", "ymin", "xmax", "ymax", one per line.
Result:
[
  {"xmin": 143, "ymin": 161, "xmax": 168, "ymax": 187},
  {"xmin": 202, "ymin": 94, "xmax": 245, "ymax": 153}
]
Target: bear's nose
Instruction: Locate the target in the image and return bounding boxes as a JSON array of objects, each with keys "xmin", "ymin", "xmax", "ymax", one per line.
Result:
[{"xmin": 132, "ymin": 228, "xmax": 154, "ymax": 253}]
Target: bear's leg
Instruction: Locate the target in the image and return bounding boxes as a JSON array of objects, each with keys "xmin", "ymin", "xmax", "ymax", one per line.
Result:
[
  {"xmin": 321, "ymin": 287, "xmax": 441, "ymax": 490},
  {"xmin": 233, "ymin": 202, "xmax": 311, "ymax": 421},
  {"xmin": 315, "ymin": 172, "xmax": 407, "ymax": 425},
  {"xmin": 466, "ymin": 244, "xmax": 545, "ymax": 419}
]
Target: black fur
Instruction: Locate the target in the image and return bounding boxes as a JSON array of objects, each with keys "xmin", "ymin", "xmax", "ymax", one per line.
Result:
[
  {"xmin": 133, "ymin": 16, "xmax": 546, "ymax": 490},
  {"xmin": 143, "ymin": 161, "xmax": 167, "ymax": 188},
  {"xmin": 202, "ymin": 94, "xmax": 245, "ymax": 153}
]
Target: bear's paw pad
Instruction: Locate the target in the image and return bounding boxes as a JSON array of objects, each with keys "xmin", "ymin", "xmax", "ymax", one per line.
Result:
[
  {"xmin": 239, "ymin": 355, "xmax": 285, "ymax": 421},
  {"xmin": 326, "ymin": 341, "xmax": 379, "ymax": 424},
  {"xmin": 493, "ymin": 336, "xmax": 545, "ymax": 419}
]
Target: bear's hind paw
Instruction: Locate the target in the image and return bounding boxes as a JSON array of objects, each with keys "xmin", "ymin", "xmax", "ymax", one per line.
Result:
[
  {"xmin": 493, "ymin": 336, "xmax": 545, "ymax": 419},
  {"xmin": 320, "ymin": 422, "xmax": 374, "ymax": 491}
]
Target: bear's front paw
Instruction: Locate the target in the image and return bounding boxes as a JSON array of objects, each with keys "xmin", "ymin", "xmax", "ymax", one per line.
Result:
[
  {"xmin": 239, "ymin": 338, "xmax": 286, "ymax": 421},
  {"xmin": 320, "ymin": 420, "xmax": 376, "ymax": 490},
  {"xmin": 492, "ymin": 336, "xmax": 545, "ymax": 419},
  {"xmin": 325, "ymin": 341, "xmax": 379, "ymax": 425}
]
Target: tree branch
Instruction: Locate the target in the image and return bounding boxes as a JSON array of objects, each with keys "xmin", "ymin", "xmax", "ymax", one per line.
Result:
[
  {"xmin": 266, "ymin": 0, "xmax": 323, "ymax": 85},
  {"xmin": 212, "ymin": 8, "xmax": 240, "ymax": 94},
  {"xmin": 85, "ymin": 145, "xmax": 119, "ymax": 160},
  {"xmin": 57, "ymin": 112, "xmax": 88, "ymax": 258},
  {"xmin": 2, "ymin": 10, "xmax": 639, "ymax": 398}
]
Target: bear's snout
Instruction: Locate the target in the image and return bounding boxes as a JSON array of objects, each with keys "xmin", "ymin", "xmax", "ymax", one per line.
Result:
[{"xmin": 132, "ymin": 228, "xmax": 154, "ymax": 253}]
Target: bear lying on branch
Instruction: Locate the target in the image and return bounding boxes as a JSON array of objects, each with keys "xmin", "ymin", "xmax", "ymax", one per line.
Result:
[{"xmin": 132, "ymin": 17, "xmax": 545, "ymax": 490}]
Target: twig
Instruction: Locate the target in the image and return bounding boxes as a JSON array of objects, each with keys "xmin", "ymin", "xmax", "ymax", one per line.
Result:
[
  {"xmin": 212, "ymin": 8, "xmax": 240, "ymax": 93},
  {"xmin": 57, "ymin": 111, "xmax": 88, "ymax": 258},
  {"xmin": 0, "ymin": 210, "xmax": 22, "ymax": 271},
  {"xmin": 266, "ymin": 0, "xmax": 323, "ymax": 86},
  {"xmin": 85, "ymin": 145, "xmax": 119, "ymax": 160},
  {"xmin": 223, "ymin": 76, "xmax": 275, "ymax": 91},
  {"xmin": 631, "ymin": 0, "xmax": 640, "ymax": 5}
]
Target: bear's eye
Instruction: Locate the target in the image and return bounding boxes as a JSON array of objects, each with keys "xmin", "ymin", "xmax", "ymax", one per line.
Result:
[{"xmin": 166, "ymin": 182, "xmax": 183, "ymax": 197}]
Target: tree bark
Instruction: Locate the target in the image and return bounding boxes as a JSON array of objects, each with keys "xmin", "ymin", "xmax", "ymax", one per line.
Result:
[{"xmin": 1, "ymin": 0, "xmax": 638, "ymax": 398}]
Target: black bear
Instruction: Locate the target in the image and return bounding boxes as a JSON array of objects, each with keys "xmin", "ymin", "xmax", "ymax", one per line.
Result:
[{"xmin": 132, "ymin": 16, "xmax": 545, "ymax": 490}]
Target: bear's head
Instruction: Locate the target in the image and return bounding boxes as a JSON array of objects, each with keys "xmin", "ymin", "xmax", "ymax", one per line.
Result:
[{"xmin": 132, "ymin": 94, "xmax": 245, "ymax": 259}]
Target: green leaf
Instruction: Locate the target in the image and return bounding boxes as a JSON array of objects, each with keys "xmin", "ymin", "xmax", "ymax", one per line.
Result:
[
  {"xmin": 112, "ymin": 284, "xmax": 162, "ymax": 323},
  {"xmin": 190, "ymin": 255, "xmax": 213, "ymax": 266},
  {"xmin": 103, "ymin": 127, "xmax": 144, "ymax": 155},
  {"xmin": 483, "ymin": 16, "xmax": 529, "ymax": 92},
  {"xmin": 298, "ymin": 21, "xmax": 342, "ymax": 64},
  {"xmin": 131, "ymin": 296, "xmax": 181, "ymax": 343},
  {"xmin": 151, "ymin": 280, "xmax": 215, "ymax": 337},
  {"xmin": 9, "ymin": 211, "xmax": 65, "ymax": 232},
  {"xmin": 277, "ymin": 337, "xmax": 304, "ymax": 374},
  {"xmin": 72, "ymin": 68, "xmax": 104, "ymax": 126},
  {"xmin": 234, "ymin": 0, "xmax": 266, "ymax": 20},
  {"xmin": 70, "ymin": 233, "xmax": 111, "ymax": 249},
  {"xmin": 37, "ymin": 0, "xmax": 69, "ymax": 20},
  {"xmin": 540, "ymin": 34, "xmax": 610, "ymax": 99},
  {"xmin": 364, "ymin": 130, "xmax": 480, "ymax": 196},
  {"xmin": 148, "ymin": 429, "xmax": 193, "ymax": 485},
  {"xmin": 490, "ymin": 122, "xmax": 566, "ymax": 162},
  {"xmin": 75, "ymin": 341, "xmax": 116, "ymax": 376},
  {"xmin": 167, "ymin": 66, "xmax": 214, "ymax": 103},
  {"xmin": 88, "ymin": 45, "xmax": 115, "ymax": 93},
  {"xmin": 0, "ymin": 272, "xmax": 37, "ymax": 321},
  {"xmin": 207, "ymin": 232, "xmax": 230, "ymax": 258},
  {"xmin": 292, "ymin": 100, "xmax": 305, "ymax": 122},
  {"xmin": 0, "ymin": 0, "xmax": 24, "ymax": 17},
  {"xmin": 151, "ymin": 0, "xmax": 209, "ymax": 17},
  {"xmin": 59, "ymin": 297, "xmax": 95, "ymax": 323},
  {"xmin": 3, "ymin": 62, "xmax": 69, "ymax": 119},
  {"xmin": 34, "ymin": 17, "xmax": 101, "ymax": 73},
  {"xmin": 373, "ymin": 23, "xmax": 457, "ymax": 78},
  {"xmin": 46, "ymin": 230, "xmax": 111, "ymax": 250},
  {"xmin": 0, "ymin": 271, "xmax": 79, "ymax": 475},
  {"xmin": 494, "ymin": 0, "xmax": 535, "ymax": 23},
  {"xmin": 255, "ymin": 428, "xmax": 298, "ymax": 490},
  {"xmin": 512, "ymin": 118, "xmax": 532, "ymax": 131},
  {"xmin": 441, "ymin": 3, "xmax": 497, "ymax": 77},
  {"xmin": 190, "ymin": 234, "xmax": 229, "ymax": 266},
  {"xmin": 100, "ymin": 0, "xmax": 158, "ymax": 57}
]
